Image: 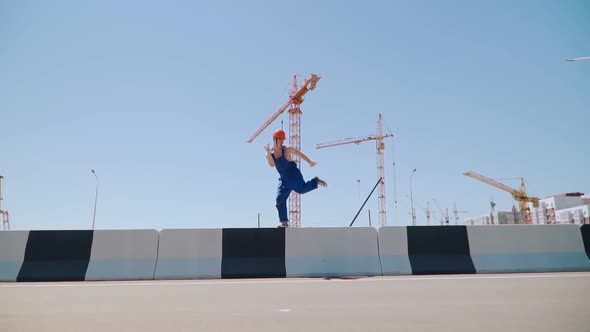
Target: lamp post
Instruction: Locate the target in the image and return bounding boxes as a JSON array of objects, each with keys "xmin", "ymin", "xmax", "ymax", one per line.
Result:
[
  {"xmin": 410, "ymin": 169, "xmax": 416, "ymax": 226},
  {"xmin": 566, "ymin": 56, "xmax": 590, "ymax": 62},
  {"xmin": 91, "ymin": 169, "xmax": 98, "ymax": 230}
]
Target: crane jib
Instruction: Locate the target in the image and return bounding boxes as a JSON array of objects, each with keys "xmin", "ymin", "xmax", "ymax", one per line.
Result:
[{"xmin": 247, "ymin": 74, "xmax": 321, "ymax": 144}]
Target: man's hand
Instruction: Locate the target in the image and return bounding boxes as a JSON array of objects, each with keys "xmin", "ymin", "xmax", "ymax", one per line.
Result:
[
  {"xmin": 309, "ymin": 161, "xmax": 317, "ymax": 167},
  {"xmin": 265, "ymin": 144, "xmax": 275, "ymax": 167}
]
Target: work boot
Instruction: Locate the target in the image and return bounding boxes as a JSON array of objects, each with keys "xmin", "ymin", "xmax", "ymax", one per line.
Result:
[
  {"xmin": 317, "ymin": 178, "xmax": 328, "ymax": 188},
  {"xmin": 278, "ymin": 221, "xmax": 289, "ymax": 228}
]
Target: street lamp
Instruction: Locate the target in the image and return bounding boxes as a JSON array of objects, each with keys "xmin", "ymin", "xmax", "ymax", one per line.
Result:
[
  {"xmin": 91, "ymin": 169, "xmax": 98, "ymax": 230},
  {"xmin": 410, "ymin": 168, "xmax": 416, "ymax": 226},
  {"xmin": 566, "ymin": 56, "xmax": 590, "ymax": 62}
]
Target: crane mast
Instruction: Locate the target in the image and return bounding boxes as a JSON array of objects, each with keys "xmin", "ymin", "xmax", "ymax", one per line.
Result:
[
  {"xmin": 452, "ymin": 202, "xmax": 468, "ymax": 224},
  {"xmin": 316, "ymin": 114, "xmax": 393, "ymax": 227},
  {"xmin": 432, "ymin": 198, "xmax": 444, "ymax": 225},
  {"xmin": 248, "ymin": 74, "xmax": 321, "ymax": 227},
  {"xmin": 375, "ymin": 114, "xmax": 387, "ymax": 227},
  {"xmin": 425, "ymin": 201, "xmax": 431, "ymax": 225},
  {"xmin": 0, "ymin": 176, "xmax": 10, "ymax": 230},
  {"xmin": 288, "ymin": 77, "xmax": 302, "ymax": 227},
  {"xmin": 490, "ymin": 197, "xmax": 496, "ymax": 225}
]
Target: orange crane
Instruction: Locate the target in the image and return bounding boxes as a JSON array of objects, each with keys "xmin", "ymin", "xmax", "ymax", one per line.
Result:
[
  {"xmin": 316, "ymin": 114, "xmax": 393, "ymax": 227},
  {"xmin": 0, "ymin": 176, "xmax": 11, "ymax": 230},
  {"xmin": 247, "ymin": 74, "xmax": 321, "ymax": 228},
  {"xmin": 463, "ymin": 170, "xmax": 539, "ymax": 224}
]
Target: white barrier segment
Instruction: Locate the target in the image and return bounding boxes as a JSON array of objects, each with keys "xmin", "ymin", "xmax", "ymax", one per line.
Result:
[
  {"xmin": 0, "ymin": 231, "xmax": 30, "ymax": 282},
  {"xmin": 467, "ymin": 225, "xmax": 590, "ymax": 273},
  {"xmin": 285, "ymin": 227, "xmax": 382, "ymax": 277},
  {"xmin": 154, "ymin": 229, "xmax": 222, "ymax": 280},
  {"xmin": 85, "ymin": 229, "xmax": 159, "ymax": 281},
  {"xmin": 377, "ymin": 226, "xmax": 412, "ymax": 275}
]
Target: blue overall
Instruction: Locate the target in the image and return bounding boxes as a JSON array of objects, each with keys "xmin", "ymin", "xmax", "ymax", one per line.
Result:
[{"xmin": 272, "ymin": 146, "xmax": 319, "ymax": 222}]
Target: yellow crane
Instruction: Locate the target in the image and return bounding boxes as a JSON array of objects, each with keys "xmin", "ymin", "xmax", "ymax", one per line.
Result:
[{"xmin": 463, "ymin": 170, "xmax": 539, "ymax": 224}]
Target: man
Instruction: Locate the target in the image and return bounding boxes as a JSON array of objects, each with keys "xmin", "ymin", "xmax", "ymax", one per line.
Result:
[{"xmin": 265, "ymin": 129, "xmax": 327, "ymax": 228}]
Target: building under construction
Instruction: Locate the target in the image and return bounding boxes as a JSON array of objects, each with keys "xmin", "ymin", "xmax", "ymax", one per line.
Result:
[
  {"xmin": 527, "ymin": 193, "xmax": 590, "ymax": 224},
  {"xmin": 465, "ymin": 193, "xmax": 590, "ymax": 225},
  {"xmin": 464, "ymin": 209, "xmax": 522, "ymax": 225}
]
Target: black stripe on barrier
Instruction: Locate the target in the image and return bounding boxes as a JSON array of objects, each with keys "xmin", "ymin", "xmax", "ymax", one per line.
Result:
[
  {"xmin": 221, "ymin": 228, "xmax": 286, "ymax": 279},
  {"xmin": 407, "ymin": 226, "xmax": 476, "ymax": 275},
  {"xmin": 17, "ymin": 230, "xmax": 94, "ymax": 282},
  {"xmin": 581, "ymin": 225, "xmax": 590, "ymax": 261}
]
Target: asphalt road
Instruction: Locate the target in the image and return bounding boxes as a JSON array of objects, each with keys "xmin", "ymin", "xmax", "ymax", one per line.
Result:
[{"xmin": 1, "ymin": 273, "xmax": 589, "ymax": 332}]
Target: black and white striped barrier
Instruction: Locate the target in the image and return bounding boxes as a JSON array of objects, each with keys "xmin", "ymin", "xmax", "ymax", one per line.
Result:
[{"xmin": 1, "ymin": 225, "xmax": 589, "ymax": 282}]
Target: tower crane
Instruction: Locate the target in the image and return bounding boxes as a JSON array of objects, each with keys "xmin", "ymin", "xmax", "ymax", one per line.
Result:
[
  {"xmin": 0, "ymin": 176, "xmax": 11, "ymax": 230},
  {"xmin": 490, "ymin": 196, "xmax": 496, "ymax": 225},
  {"xmin": 414, "ymin": 201, "xmax": 431, "ymax": 225},
  {"xmin": 432, "ymin": 198, "xmax": 444, "ymax": 225},
  {"xmin": 463, "ymin": 170, "xmax": 539, "ymax": 224},
  {"xmin": 247, "ymin": 74, "xmax": 321, "ymax": 228},
  {"xmin": 316, "ymin": 114, "xmax": 393, "ymax": 227},
  {"xmin": 452, "ymin": 202, "xmax": 468, "ymax": 225}
]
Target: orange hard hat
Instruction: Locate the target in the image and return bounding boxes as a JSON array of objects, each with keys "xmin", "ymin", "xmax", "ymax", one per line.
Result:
[{"xmin": 272, "ymin": 129, "xmax": 286, "ymax": 139}]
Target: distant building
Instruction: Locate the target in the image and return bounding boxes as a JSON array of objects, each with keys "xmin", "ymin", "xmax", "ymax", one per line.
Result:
[
  {"xmin": 464, "ymin": 193, "xmax": 590, "ymax": 225},
  {"xmin": 464, "ymin": 209, "xmax": 521, "ymax": 225},
  {"xmin": 527, "ymin": 193, "xmax": 589, "ymax": 224}
]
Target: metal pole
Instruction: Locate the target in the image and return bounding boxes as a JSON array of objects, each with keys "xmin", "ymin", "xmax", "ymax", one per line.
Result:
[
  {"xmin": 0, "ymin": 176, "xmax": 3, "ymax": 212},
  {"xmin": 91, "ymin": 170, "xmax": 98, "ymax": 230},
  {"xmin": 257, "ymin": 212, "xmax": 261, "ymax": 228},
  {"xmin": 350, "ymin": 177, "xmax": 382, "ymax": 227},
  {"xmin": 0, "ymin": 175, "xmax": 5, "ymax": 231},
  {"xmin": 410, "ymin": 169, "xmax": 416, "ymax": 226}
]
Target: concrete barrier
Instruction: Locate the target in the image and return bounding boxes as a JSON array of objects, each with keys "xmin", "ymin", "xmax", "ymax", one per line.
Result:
[
  {"xmin": 221, "ymin": 228, "xmax": 286, "ymax": 279},
  {"xmin": 581, "ymin": 224, "xmax": 590, "ymax": 260},
  {"xmin": 0, "ymin": 231, "xmax": 30, "ymax": 282},
  {"xmin": 155, "ymin": 229, "xmax": 222, "ymax": 279},
  {"xmin": 85, "ymin": 229, "xmax": 159, "ymax": 281},
  {"xmin": 467, "ymin": 224, "xmax": 590, "ymax": 273},
  {"xmin": 17, "ymin": 230, "xmax": 94, "ymax": 282},
  {"xmin": 377, "ymin": 226, "xmax": 412, "ymax": 275},
  {"xmin": 285, "ymin": 227, "xmax": 382, "ymax": 277},
  {"xmin": 407, "ymin": 226, "xmax": 476, "ymax": 275}
]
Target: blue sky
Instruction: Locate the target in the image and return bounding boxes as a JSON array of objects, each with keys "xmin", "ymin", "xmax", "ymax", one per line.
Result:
[{"xmin": 1, "ymin": 0, "xmax": 588, "ymax": 230}]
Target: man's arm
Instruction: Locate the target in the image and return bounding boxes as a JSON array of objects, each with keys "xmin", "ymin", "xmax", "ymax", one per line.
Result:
[
  {"xmin": 265, "ymin": 144, "xmax": 275, "ymax": 167},
  {"xmin": 287, "ymin": 147, "xmax": 317, "ymax": 167}
]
